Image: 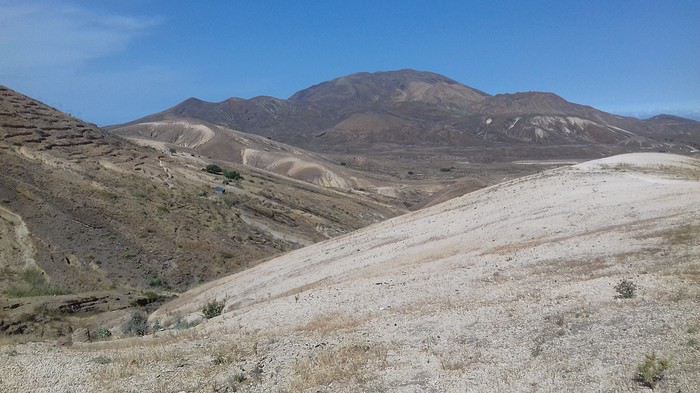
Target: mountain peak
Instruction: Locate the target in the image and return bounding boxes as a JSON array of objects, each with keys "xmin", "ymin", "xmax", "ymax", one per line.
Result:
[{"xmin": 289, "ymin": 69, "xmax": 488, "ymax": 109}]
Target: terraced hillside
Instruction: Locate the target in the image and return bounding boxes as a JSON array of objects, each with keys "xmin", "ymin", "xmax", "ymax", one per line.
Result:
[{"xmin": 0, "ymin": 86, "xmax": 401, "ymax": 339}]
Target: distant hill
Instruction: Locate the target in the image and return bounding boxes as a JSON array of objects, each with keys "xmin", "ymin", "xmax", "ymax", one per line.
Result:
[
  {"xmin": 0, "ymin": 85, "xmax": 400, "ymax": 338},
  {"xmin": 116, "ymin": 69, "xmax": 700, "ymax": 156}
]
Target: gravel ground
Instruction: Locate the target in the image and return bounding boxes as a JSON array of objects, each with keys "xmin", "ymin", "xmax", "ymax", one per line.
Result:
[{"xmin": 2, "ymin": 153, "xmax": 699, "ymax": 393}]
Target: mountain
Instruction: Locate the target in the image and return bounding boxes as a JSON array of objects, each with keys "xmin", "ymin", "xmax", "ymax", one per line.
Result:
[
  {"xmin": 117, "ymin": 70, "xmax": 700, "ymax": 158},
  {"xmin": 5, "ymin": 153, "xmax": 699, "ymax": 391},
  {"xmin": 0, "ymin": 86, "xmax": 401, "ymax": 338}
]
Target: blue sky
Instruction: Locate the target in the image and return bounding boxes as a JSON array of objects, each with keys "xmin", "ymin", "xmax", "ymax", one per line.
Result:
[{"xmin": 1, "ymin": 0, "xmax": 699, "ymax": 125}]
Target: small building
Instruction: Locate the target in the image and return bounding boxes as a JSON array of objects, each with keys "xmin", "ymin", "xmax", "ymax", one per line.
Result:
[{"xmin": 213, "ymin": 186, "xmax": 226, "ymax": 195}]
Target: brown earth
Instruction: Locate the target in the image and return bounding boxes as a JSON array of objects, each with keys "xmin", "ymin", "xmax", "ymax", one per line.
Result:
[
  {"xmin": 0, "ymin": 86, "xmax": 402, "ymax": 340},
  {"xmin": 1, "ymin": 153, "xmax": 698, "ymax": 392}
]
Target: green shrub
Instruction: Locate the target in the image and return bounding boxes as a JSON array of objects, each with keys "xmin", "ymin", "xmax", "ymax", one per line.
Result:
[
  {"xmin": 130, "ymin": 291, "xmax": 161, "ymax": 307},
  {"xmin": 95, "ymin": 327, "xmax": 112, "ymax": 341},
  {"xmin": 636, "ymin": 353, "xmax": 670, "ymax": 389},
  {"xmin": 149, "ymin": 278, "xmax": 166, "ymax": 288},
  {"xmin": 223, "ymin": 170, "xmax": 242, "ymax": 180},
  {"xmin": 202, "ymin": 299, "xmax": 225, "ymax": 319},
  {"xmin": 205, "ymin": 164, "xmax": 223, "ymax": 174},
  {"xmin": 122, "ymin": 311, "xmax": 149, "ymax": 336},
  {"xmin": 4, "ymin": 269, "xmax": 70, "ymax": 298},
  {"xmin": 614, "ymin": 279, "xmax": 637, "ymax": 299}
]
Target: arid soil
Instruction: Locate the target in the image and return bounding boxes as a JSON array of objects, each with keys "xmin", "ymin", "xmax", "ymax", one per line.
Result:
[
  {"xmin": 0, "ymin": 86, "xmax": 402, "ymax": 340},
  {"xmin": 2, "ymin": 153, "xmax": 698, "ymax": 392}
]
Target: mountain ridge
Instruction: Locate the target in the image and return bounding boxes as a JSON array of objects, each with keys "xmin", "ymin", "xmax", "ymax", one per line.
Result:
[{"xmin": 113, "ymin": 69, "xmax": 700, "ymax": 156}]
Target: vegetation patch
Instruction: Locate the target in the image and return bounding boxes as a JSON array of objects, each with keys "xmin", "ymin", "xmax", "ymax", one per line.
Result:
[
  {"xmin": 636, "ymin": 353, "xmax": 670, "ymax": 389},
  {"xmin": 122, "ymin": 311, "xmax": 149, "ymax": 336},
  {"xmin": 205, "ymin": 164, "xmax": 223, "ymax": 174},
  {"xmin": 95, "ymin": 327, "xmax": 112, "ymax": 341},
  {"xmin": 289, "ymin": 344, "xmax": 387, "ymax": 391},
  {"xmin": 614, "ymin": 279, "xmax": 637, "ymax": 299},
  {"xmin": 130, "ymin": 291, "xmax": 163, "ymax": 307},
  {"xmin": 4, "ymin": 269, "xmax": 70, "ymax": 298},
  {"xmin": 223, "ymin": 170, "xmax": 243, "ymax": 181},
  {"xmin": 202, "ymin": 299, "xmax": 225, "ymax": 319}
]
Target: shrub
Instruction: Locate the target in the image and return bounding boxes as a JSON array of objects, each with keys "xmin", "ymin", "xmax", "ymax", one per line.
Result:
[
  {"xmin": 636, "ymin": 353, "xmax": 670, "ymax": 389},
  {"xmin": 202, "ymin": 299, "xmax": 225, "ymax": 319},
  {"xmin": 205, "ymin": 164, "xmax": 223, "ymax": 174},
  {"xmin": 122, "ymin": 311, "xmax": 149, "ymax": 336},
  {"xmin": 614, "ymin": 279, "xmax": 637, "ymax": 299},
  {"xmin": 223, "ymin": 170, "xmax": 242, "ymax": 180},
  {"xmin": 130, "ymin": 291, "xmax": 161, "ymax": 307},
  {"xmin": 95, "ymin": 327, "xmax": 112, "ymax": 340}
]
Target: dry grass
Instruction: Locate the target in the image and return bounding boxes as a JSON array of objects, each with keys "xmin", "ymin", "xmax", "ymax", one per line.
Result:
[
  {"xmin": 298, "ymin": 313, "xmax": 365, "ymax": 334},
  {"xmin": 527, "ymin": 257, "xmax": 611, "ymax": 281},
  {"xmin": 289, "ymin": 344, "xmax": 388, "ymax": 392}
]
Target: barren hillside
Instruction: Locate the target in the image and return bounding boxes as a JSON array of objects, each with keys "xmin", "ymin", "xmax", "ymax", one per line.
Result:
[
  {"xmin": 0, "ymin": 86, "xmax": 401, "ymax": 339},
  {"xmin": 3, "ymin": 153, "xmax": 698, "ymax": 392},
  {"xmin": 112, "ymin": 118, "xmax": 388, "ymax": 191}
]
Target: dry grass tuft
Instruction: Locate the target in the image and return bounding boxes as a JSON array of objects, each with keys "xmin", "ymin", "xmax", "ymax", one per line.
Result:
[
  {"xmin": 289, "ymin": 344, "xmax": 388, "ymax": 392},
  {"xmin": 298, "ymin": 313, "xmax": 365, "ymax": 334}
]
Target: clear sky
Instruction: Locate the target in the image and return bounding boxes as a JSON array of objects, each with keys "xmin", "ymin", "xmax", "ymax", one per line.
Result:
[{"xmin": 1, "ymin": 0, "xmax": 699, "ymax": 125}]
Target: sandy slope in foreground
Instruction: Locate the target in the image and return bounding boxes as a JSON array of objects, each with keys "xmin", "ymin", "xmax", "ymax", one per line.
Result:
[{"xmin": 2, "ymin": 153, "xmax": 699, "ymax": 393}]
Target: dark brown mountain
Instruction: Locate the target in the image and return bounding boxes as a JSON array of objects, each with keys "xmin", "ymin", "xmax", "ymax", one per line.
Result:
[{"xmin": 116, "ymin": 69, "xmax": 700, "ymax": 157}]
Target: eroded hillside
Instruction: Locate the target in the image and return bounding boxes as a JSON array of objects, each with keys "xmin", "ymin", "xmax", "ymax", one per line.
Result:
[
  {"xmin": 3, "ymin": 153, "xmax": 698, "ymax": 392},
  {"xmin": 0, "ymin": 86, "xmax": 401, "ymax": 339}
]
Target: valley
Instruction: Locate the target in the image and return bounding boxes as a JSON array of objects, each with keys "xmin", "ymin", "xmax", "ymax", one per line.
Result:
[{"xmin": 0, "ymin": 70, "xmax": 698, "ymax": 392}]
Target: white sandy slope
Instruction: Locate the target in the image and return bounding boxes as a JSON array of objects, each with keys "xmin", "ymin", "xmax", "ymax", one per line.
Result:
[{"xmin": 2, "ymin": 153, "xmax": 699, "ymax": 393}]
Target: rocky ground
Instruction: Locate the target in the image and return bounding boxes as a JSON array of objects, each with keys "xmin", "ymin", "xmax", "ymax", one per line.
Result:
[{"xmin": 2, "ymin": 153, "xmax": 698, "ymax": 392}]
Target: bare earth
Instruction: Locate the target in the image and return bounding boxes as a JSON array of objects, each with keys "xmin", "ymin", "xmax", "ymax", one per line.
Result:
[{"xmin": 1, "ymin": 153, "xmax": 699, "ymax": 392}]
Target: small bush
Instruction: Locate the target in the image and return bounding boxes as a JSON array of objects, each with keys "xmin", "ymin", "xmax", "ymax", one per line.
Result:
[
  {"xmin": 212, "ymin": 352, "xmax": 234, "ymax": 366},
  {"xmin": 95, "ymin": 327, "xmax": 112, "ymax": 341},
  {"xmin": 223, "ymin": 170, "xmax": 242, "ymax": 181},
  {"xmin": 202, "ymin": 299, "xmax": 225, "ymax": 319},
  {"xmin": 614, "ymin": 279, "xmax": 637, "ymax": 299},
  {"xmin": 636, "ymin": 353, "xmax": 670, "ymax": 389},
  {"xmin": 205, "ymin": 164, "xmax": 223, "ymax": 174},
  {"xmin": 130, "ymin": 291, "xmax": 161, "ymax": 307},
  {"xmin": 122, "ymin": 311, "xmax": 149, "ymax": 336}
]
